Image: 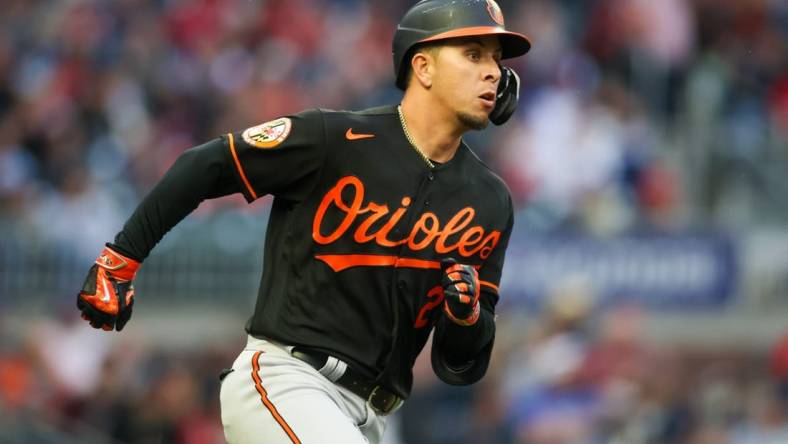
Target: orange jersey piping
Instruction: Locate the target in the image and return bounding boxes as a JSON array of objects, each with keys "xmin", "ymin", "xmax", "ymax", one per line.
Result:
[
  {"xmin": 251, "ymin": 351, "xmax": 301, "ymax": 443},
  {"xmin": 227, "ymin": 133, "xmax": 258, "ymax": 200}
]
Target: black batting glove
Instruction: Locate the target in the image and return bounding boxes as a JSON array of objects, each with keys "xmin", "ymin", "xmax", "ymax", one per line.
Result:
[
  {"xmin": 440, "ymin": 258, "xmax": 481, "ymax": 326},
  {"xmin": 77, "ymin": 246, "xmax": 140, "ymax": 331}
]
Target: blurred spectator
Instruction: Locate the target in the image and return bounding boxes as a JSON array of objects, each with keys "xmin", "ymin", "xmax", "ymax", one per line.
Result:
[
  {"xmin": 730, "ymin": 381, "xmax": 788, "ymax": 444},
  {"xmin": 770, "ymin": 331, "xmax": 788, "ymax": 409},
  {"xmin": 30, "ymin": 310, "xmax": 115, "ymax": 415},
  {"xmin": 0, "ymin": 341, "xmax": 35, "ymax": 411},
  {"xmin": 579, "ymin": 305, "xmax": 686, "ymax": 443},
  {"xmin": 501, "ymin": 277, "xmax": 598, "ymax": 444}
]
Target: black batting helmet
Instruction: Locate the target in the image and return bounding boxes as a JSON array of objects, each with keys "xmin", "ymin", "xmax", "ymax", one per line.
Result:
[{"xmin": 392, "ymin": 0, "xmax": 531, "ymax": 90}]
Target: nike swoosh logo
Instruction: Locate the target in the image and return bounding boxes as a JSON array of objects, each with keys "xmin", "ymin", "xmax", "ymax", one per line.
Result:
[
  {"xmin": 101, "ymin": 280, "xmax": 112, "ymax": 303},
  {"xmin": 345, "ymin": 128, "xmax": 375, "ymax": 140}
]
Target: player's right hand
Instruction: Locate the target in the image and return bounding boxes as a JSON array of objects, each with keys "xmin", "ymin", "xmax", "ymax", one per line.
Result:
[{"xmin": 77, "ymin": 246, "xmax": 140, "ymax": 332}]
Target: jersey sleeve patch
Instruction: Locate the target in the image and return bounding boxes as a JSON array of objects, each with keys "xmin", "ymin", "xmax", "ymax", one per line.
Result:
[{"xmin": 242, "ymin": 117, "xmax": 292, "ymax": 149}]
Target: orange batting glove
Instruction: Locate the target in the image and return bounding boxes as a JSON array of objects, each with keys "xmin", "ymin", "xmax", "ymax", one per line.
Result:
[
  {"xmin": 77, "ymin": 246, "xmax": 140, "ymax": 331},
  {"xmin": 440, "ymin": 258, "xmax": 481, "ymax": 326}
]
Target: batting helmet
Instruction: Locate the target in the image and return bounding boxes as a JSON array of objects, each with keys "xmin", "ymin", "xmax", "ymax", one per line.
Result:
[{"xmin": 392, "ymin": 0, "xmax": 531, "ymax": 90}]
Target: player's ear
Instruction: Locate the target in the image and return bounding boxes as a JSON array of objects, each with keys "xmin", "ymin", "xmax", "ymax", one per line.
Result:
[{"xmin": 410, "ymin": 51, "xmax": 434, "ymax": 89}]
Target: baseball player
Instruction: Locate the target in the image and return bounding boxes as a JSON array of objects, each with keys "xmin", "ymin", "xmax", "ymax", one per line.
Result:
[{"xmin": 76, "ymin": 0, "xmax": 530, "ymax": 442}]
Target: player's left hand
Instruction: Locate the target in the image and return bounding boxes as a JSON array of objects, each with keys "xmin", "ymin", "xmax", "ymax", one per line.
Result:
[
  {"xmin": 77, "ymin": 246, "xmax": 140, "ymax": 331},
  {"xmin": 440, "ymin": 258, "xmax": 481, "ymax": 326}
]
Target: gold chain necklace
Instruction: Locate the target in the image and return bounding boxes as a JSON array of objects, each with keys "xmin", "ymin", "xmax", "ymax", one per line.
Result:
[{"xmin": 397, "ymin": 105, "xmax": 435, "ymax": 169}]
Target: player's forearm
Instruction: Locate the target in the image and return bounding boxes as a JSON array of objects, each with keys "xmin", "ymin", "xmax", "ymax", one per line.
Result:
[
  {"xmin": 112, "ymin": 138, "xmax": 239, "ymax": 261},
  {"xmin": 434, "ymin": 305, "xmax": 495, "ymax": 366}
]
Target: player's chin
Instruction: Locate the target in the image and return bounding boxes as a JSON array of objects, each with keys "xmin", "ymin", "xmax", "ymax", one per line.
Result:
[{"xmin": 457, "ymin": 110, "xmax": 489, "ymax": 131}]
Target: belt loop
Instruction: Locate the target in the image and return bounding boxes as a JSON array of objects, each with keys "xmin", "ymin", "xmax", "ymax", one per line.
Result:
[{"xmin": 319, "ymin": 356, "xmax": 348, "ymax": 383}]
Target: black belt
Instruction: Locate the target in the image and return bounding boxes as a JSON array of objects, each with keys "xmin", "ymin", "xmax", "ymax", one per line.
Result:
[{"xmin": 291, "ymin": 347, "xmax": 403, "ymax": 415}]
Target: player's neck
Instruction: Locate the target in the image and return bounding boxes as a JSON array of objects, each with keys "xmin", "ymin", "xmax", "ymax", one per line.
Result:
[{"xmin": 399, "ymin": 96, "xmax": 463, "ymax": 164}]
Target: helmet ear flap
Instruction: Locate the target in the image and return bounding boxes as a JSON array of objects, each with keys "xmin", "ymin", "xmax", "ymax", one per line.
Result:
[{"xmin": 489, "ymin": 64, "xmax": 520, "ymax": 125}]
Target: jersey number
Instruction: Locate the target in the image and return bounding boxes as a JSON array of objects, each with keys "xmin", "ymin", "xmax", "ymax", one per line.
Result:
[{"xmin": 414, "ymin": 286, "xmax": 445, "ymax": 329}]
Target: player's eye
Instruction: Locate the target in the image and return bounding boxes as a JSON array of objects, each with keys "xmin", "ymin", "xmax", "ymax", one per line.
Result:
[{"xmin": 467, "ymin": 50, "xmax": 481, "ymax": 62}]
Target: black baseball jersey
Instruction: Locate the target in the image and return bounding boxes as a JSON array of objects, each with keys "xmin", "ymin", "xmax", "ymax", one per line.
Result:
[
  {"xmin": 112, "ymin": 104, "xmax": 513, "ymax": 400},
  {"xmin": 223, "ymin": 105, "xmax": 514, "ymax": 398}
]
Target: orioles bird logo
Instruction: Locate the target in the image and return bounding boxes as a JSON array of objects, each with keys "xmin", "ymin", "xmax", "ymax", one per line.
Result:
[
  {"xmin": 242, "ymin": 117, "xmax": 292, "ymax": 149},
  {"xmin": 485, "ymin": 0, "xmax": 505, "ymax": 26}
]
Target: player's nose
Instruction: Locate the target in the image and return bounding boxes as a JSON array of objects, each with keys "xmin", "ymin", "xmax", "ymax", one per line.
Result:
[{"xmin": 482, "ymin": 58, "xmax": 501, "ymax": 84}]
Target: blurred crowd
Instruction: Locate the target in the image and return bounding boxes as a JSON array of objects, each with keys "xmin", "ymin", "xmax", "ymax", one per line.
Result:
[
  {"xmin": 0, "ymin": 312, "xmax": 234, "ymax": 444},
  {"xmin": 2, "ymin": 0, "xmax": 788, "ymax": 442},
  {"xmin": 4, "ymin": 294, "xmax": 788, "ymax": 444},
  {"xmin": 1, "ymin": 0, "xmax": 787, "ymax": 252},
  {"xmin": 405, "ymin": 286, "xmax": 788, "ymax": 444},
  {"xmin": 494, "ymin": 0, "xmax": 788, "ymax": 233},
  {"xmin": 0, "ymin": 311, "xmax": 236, "ymax": 443}
]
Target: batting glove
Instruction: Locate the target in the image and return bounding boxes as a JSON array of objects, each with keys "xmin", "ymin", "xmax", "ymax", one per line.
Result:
[
  {"xmin": 440, "ymin": 258, "xmax": 481, "ymax": 326},
  {"xmin": 77, "ymin": 246, "xmax": 140, "ymax": 331}
]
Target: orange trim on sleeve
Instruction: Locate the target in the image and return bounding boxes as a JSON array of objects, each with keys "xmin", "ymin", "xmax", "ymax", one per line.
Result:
[
  {"xmin": 480, "ymin": 280, "xmax": 499, "ymax": 293},
  {"xmin": 251, "ymin": 351, "xmax": 302, "ymax": 444},
  {"xmin": 227, "ymin": 133, "xmax": 258, "ymax": 200}
]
